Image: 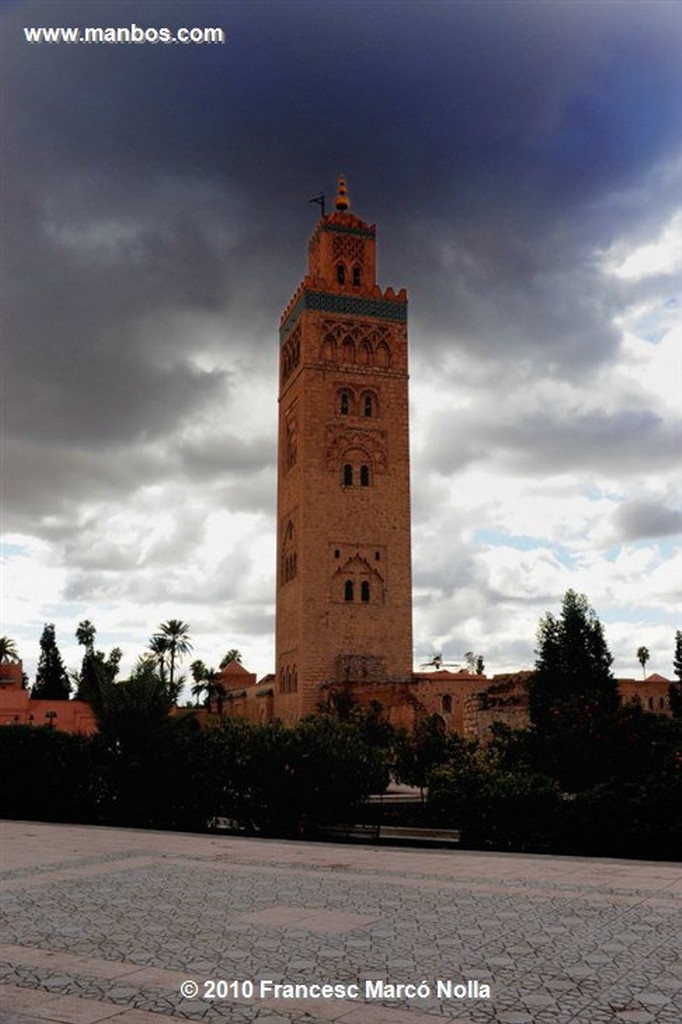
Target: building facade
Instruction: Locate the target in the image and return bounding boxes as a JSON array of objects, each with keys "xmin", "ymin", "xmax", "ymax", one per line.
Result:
[{"xmin": 275, "ymin": 179, "xmax": 413, "ymax": 722}]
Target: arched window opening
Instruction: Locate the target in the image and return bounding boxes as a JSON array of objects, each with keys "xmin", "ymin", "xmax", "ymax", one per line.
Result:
[
  {"xmin": 343, "ymin": 464, "xmax": 353, "ymax": 486},
  {"xmin": 376, "ymin": 342, "xmax": 390, "ymax": 368},
  {"xmin": 340, "ymin": 390, "xmax": 350, "ymax": 415},
  {"xmin": 334, "ymin": 549, "xmax": 340, "ymax": 559},
  {"xmin": 360, "ymin": 464, "xmax": 370, "ymax": 487},
  {"xmin": 344, "ymin": 580, "xmax": 354, "ymax": 602},
  {"xmin": 442, "ymin": 694, "xmax": 452, "ymax": 714},
  {"xmin": 336, "ymin": 263, "xmax": 345, "ymax": 285},
  {"xmin": 352, "ymin": 265, "xmax": 361, "ymax": 287},
  {"xmin": 363, "ymin": 393, "xmax": 373, "ymax": 417},
  {"xmin": 322, "ymin": 335, "xmax": 336, "ymax": 362},
  {"xmin": 375, "ymin": 551, "xmax": 381, "ymax": 561},
  {"xmin": 292, "ymin": 667, "xmax": 298, "ymax": 693},
  {"xmin": 361, "ymin": 581, "xmax": 370, "ymax": 603}
]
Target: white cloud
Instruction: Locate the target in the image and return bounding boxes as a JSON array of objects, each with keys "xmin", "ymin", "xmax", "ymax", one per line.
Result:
[{"xmin": 603, "ymin": 209, "xmax": 682, "ymax": 281}]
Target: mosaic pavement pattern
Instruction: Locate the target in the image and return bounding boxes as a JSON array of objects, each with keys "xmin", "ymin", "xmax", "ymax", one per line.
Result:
[{"xmin": 0, "ymin": 820, "xmax": 680, "ymax": 1024}]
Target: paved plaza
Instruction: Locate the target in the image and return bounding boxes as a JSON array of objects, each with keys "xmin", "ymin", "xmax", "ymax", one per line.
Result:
[{"xmin": 0, "ymin": 821, "xmax": 680, "ymax": 1024}]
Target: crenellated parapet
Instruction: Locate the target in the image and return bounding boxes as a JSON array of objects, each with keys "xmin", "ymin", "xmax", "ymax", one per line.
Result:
[{"xmin": 280, "ymin": 279, "xmax": 407, "ymax": 338}]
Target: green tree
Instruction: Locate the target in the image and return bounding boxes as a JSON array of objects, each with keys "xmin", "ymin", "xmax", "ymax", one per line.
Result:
[
  {"xmin": 98, "ymin": 660, "xmax": 177, "ymax": 752},
  {"xmin": 205, "ymin": 670, "xmax": 226, "ymax": 717},
  {"xmin": 669, "ymin": 630, "xmax": 682, "ymax": 718},
  {"xmin": 32, "ymin": 624, "xmax": 70, "ymax": 700},
  {"xmin": 530, "ymin": 590, "xmax": 618, "ymax": 732},
  {"xmin": 74, "ymin": 621, "xmax": 121, "ymax": 702},
  {"xmin": 152, "ymin": 620, "xmax": 192, "ymax": 694},
  {"xmin": 75, "ymin": 620, "xmax": 96, "ymax": 654},
  {"xmin": 394, "ymin": 714, "xmax": 460, "ymax": 797},
  {"xmin": 0, "ymin": 636, "xmax": 19, "ymax": 662},
  {"xmin": 190, "ymin": 659, "xmax": 208, "ymax": 706},
  {"xmin": 220, "ymin": 648, "xmax": 242, "ymax": 668},
  {"xmin": 636, "ymin": 646, "xmax": 650, "ymax": 679},
  {"xmin": 148, "ymin": 635, "xmax": 169, "ymax": 683},
  {"xmin": 191, "ymin": 663, "xmax": 223, "ymax": 715},
  {"xmin": 429, "ymin": 745, "xmax": 561, "ymax": 852},
  {"xmin": 529, "ymin": 590, "xmax": 619, "ymax": 790}
]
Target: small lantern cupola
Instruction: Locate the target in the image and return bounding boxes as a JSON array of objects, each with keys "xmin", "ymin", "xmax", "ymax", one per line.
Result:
[{"xmin": 335, "ymin": 176, "xmax": 350, "ymax": 212}]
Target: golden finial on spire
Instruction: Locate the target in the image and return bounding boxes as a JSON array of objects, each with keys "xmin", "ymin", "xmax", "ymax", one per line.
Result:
[{"xmin": 335, "ymin": 175, "xmax": 350, "ymax": 212}]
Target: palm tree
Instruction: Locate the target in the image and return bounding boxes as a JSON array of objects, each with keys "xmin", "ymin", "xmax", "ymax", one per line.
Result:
[
  {"xmin": 0, "ymin": 637, "xmax": 19, "ymax": 662},
  {"xmin": 75, "ymin": 620, "xmax": 96, "ymax": 654},
  {"xmin": 204, "ymin": 669, "xmax": 225, "ymax": 717},
  {"xmin": 637, "ymin": 646, "xmax": 650, "ymax": 679},
  {"xmin": 220, "ymin": 648, "xmax": 242, "ymax": 668},
  {"xmin": 190, "ymin": 659, "xmax": 208, "ymax": 707},
  {"xmin": 148, "ymin": 635, "xmax": 169, "ymax": 683},
  {"xmin": 154, "ymin": 619, "xmax": 192, "ymax": 693}
]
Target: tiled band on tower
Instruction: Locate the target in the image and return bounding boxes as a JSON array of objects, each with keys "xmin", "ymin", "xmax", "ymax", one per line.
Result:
[{"xmin": 275, "ymin": 179, "xmax": 413, "ymax": 722}]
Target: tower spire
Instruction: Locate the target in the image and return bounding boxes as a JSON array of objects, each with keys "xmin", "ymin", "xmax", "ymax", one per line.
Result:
[{"xmin": 335, "ymin": 175, "xmax": 350, "ymax": 212}]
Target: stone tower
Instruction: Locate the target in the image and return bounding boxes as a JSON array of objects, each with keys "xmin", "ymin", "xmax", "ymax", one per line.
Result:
[{"xmin": 275, "ymin": 178, "xmax": 412, "ymax": 723}]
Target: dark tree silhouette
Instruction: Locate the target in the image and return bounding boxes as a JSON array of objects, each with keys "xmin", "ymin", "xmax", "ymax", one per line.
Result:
[
  {"xmin": 152, "ymin": 620, "xmax": 192, "ymax": 695},
  {"xmin": 669, "ymin": 631, "xmax": 682, "ymax": 718},
  {"xmin": 32, "ymin": 624, "xmax": 70, "ymax": 700}
]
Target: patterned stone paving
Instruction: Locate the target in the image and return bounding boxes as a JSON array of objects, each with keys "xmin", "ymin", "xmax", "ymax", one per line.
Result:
[{"xmin": 0, "ymin": 821, "xmax": 680, "ymax": 1023}]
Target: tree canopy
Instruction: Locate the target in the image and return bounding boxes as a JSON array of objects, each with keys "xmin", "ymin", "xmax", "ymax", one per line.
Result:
[
  {"xmin": 530, "ymin": 590, "xmax": 618, "ymax": 731},
  {"xmin": 32, "ymin": 624, "xmax": 70, "ymax": 700},
  {"xmin": 0, "ymin": 636, "xmax": 19, "ymax": 662}
]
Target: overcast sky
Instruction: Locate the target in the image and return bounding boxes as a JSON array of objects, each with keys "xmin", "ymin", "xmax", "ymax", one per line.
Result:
[{"xmin": 2, "ymin": 0, "xmax": 681, "ymax": 693}]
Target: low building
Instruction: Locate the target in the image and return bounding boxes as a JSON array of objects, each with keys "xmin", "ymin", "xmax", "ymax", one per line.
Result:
[{"xmin": 0, "ymin": 661, "xmax": 97, "ymax": 734}]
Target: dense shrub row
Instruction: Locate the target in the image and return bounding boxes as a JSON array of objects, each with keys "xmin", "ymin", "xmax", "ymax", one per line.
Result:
[
  {"xmin": 0, "ymin": 715, "xmax": 390, "ymax": 836},
  {"xmin": 2, "ymin": 701, "xmax": 678, "ymax": 859}
]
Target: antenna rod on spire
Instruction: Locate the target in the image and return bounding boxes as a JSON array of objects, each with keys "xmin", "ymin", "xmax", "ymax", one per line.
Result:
[{"xmin": 308, "ymin": 192, "xmax": 325, "ymax": 217}]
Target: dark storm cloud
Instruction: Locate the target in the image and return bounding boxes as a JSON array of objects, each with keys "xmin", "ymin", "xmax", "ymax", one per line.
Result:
[
  {"xmin": 424, "ymin": 408, "xmax": 681, "ymax": 479},
  {"xmin": 615, "ymin": 501, "xmax": 682, "ymax": 543},
  {"xmin": 3, "ymin": 0, "xmax": 682, "ymax": 539},
  {"xmin": 174, "ymin": 433, "xmax": 275, "ymax": 478}
]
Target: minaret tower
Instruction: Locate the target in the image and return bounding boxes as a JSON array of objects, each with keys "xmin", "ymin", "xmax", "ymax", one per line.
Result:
[{"xmin": 275, "ymin": 178, "xmax": 412, "ymax": 722}]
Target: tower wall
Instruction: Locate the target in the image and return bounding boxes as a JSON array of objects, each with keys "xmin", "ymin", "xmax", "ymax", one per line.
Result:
[{"xmin": 275, "ymin": 188, "xmax": 412, "ymax": 722}]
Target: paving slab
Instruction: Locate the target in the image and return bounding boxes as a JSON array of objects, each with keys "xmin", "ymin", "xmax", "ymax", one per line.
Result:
[{"xmin": 0, "ymin": 820, "xmax": 680, "ymax": 1023}]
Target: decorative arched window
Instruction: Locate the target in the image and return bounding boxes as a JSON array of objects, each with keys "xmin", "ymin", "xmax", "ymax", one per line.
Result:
[
  {"xmin": 361, "ymin": 581, "xmax": 370, "ymax": 603},
  {"xmin": 343, "ymin": 464, "xmax": 353, "ymax": 486},
  {"xmin": 363, "ymin": 393, "xmax": 373, "ymax": 417},
  {"xmin": 292, "ymin": 667, "xmax": 298, "ymax": 693},
  {"xmin": 442, "ymin": 694, "xmax": 452, "ymax": 714},
  {"xmin": 322, "ymin": 334, "xmax": 336, "ymax": 362},
  {"xmin": 375, "ymin": 342, "xmax": 390, "ymax": 368},
  {"xmin": 344, "ymin": 580, "xmax": 354, "ymax": 602},
  {"xmin": 336, "ymin": 264, "xmax": 345, "ymax": 285},
  {"xmin": 352, "ymin": 265, "xmax": 361, "ymax": 287},
  {"xmin": 360, "ymin": 464, "xmax": 370, "ymax": 487},
  {"xmin": 340, "ymin": 390, "xmax": 350, "ymax": 415}
]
